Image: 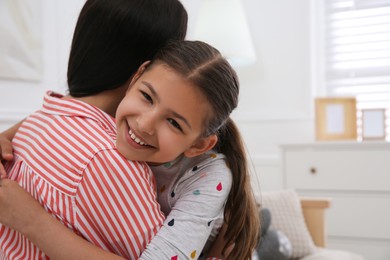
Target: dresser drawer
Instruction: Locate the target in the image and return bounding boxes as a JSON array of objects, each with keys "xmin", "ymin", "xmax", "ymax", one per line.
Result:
[
  {"xmin": 282, "ymin": 143, "xmax": 390, "ymax": 260},
  {"xmin": 283, "ymin": 145, "xmax": 390, "ymax": 191}
]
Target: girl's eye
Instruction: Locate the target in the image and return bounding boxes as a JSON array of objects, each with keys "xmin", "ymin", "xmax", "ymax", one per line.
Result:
[
  {"xmin": 141, "ymin": 91, "xmax": 153, "ymax": 104},
  {"xmin": 167, "ymin": 118, "xmax": 183, "ymax": 132}
]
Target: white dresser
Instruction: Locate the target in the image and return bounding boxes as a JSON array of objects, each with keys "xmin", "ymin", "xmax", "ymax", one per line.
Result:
[{"xmin": 281, "ymin": 142, "xmax": 390, "ymax": 260}]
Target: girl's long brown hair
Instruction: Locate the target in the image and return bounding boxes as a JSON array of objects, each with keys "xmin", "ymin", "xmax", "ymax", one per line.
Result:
[
  {"xmin": 214, "ymin": 118, "xmax": 260, "ymax": 260},
  {"xmin": 152, "ymin": 40, "xmax": 260, "ymax": 259}
]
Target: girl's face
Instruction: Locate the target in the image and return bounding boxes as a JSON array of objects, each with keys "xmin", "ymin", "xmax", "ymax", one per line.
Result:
[{"xmin": 115, "ymin": 62, "xmax": 217, "ymax": 164}]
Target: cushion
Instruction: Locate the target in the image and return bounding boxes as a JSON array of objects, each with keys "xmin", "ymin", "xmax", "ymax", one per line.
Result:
[
  {"xmin": 300, "ymin": 248, "xmax": 365, "ymax": 260},
  {"xmin": 258, "ymin": 189, "xmax": 317, "ymax": 259}
]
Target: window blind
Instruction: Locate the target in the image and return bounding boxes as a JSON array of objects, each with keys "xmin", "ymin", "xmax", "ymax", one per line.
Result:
[{"xmin": 324, "ymin": 0, "xmax": 390, "ymax": 140}]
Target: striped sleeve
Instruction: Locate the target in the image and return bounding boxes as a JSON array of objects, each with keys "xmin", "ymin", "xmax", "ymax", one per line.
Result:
[{"xmin": 75, "ymin": 149, "xmax": 164, "ymax": 259}]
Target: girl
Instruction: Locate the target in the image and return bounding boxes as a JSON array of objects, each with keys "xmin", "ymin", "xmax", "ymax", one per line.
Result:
[
  {"xmin": 0, "ymin": 41, "xmax": 260, "ymax": 260},
  {"xmin": 1, "ymin": 0, "xmax": 189, "ymax": 259}
]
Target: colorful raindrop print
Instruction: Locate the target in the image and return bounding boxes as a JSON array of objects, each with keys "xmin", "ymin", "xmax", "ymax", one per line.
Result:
[
  {"xmin": 191, "ymin": 250, "xmax": 197, "ymax": 259},
  {"xmin": 216, "ymin": 182, "xmax": 222, "ymax": 191}
]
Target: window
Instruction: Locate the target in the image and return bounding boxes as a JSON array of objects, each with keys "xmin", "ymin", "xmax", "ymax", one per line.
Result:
[{"xmin": 320, "ymin": 0, "xmax": 390, "ymax": 140}]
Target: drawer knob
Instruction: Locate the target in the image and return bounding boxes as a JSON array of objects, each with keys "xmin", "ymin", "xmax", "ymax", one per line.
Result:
[{"xmin": 310, "ymin": 167, "xmax": 317, "ymax": 174}]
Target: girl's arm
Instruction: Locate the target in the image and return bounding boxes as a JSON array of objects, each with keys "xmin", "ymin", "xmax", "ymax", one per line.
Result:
[
  {"xmin": 0, "ymin": 121, "xmax": 23, "ymax": 177},
  {"xmin": 0, "ymin": 179, "xmax": 124, "ymax": 260},
  {"xmin": 140, "ymin": 156, "xmax": 232, "ymax": 260}
]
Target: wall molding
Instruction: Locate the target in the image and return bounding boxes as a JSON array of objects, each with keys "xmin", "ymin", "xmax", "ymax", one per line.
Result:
[
  {"xmin": 233, "ymin": 112, "xmax": 313, "ymax": 123},
  {"xmin": 248, "ymin": 155, "xmax": 281, "ymax": 166},
  {"xmin": 0, "ymin": 110, "xmax": 30, "ymax": 124}
]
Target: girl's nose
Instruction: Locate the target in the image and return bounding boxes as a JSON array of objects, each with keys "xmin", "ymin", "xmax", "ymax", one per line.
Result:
[{"xmin": 136, "ymin": 112, "xmax": 156, "ymax": 136}]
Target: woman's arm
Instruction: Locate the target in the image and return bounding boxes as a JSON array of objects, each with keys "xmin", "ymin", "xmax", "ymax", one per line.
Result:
[
  {"xmin": 0, "ymin": 179, "xmax": 124, "ymax": 260},
  {"xmin": 0, "ymin": 121, "xmax": 23, "ymax": 177}
]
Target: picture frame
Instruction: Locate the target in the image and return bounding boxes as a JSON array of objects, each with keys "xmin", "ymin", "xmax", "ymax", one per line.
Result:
[
  {"xmin": 361, "ymin": 109, "xmax": 386, "ymax": 140},
  {"xmin": 315, "ymin": 97, "xmax": 357, "ymax": 141}
]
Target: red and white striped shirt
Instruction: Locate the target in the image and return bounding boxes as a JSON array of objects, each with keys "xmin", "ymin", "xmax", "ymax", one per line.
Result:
[{"xmin": 0, "ymin": 92, "xmax": 164, "ymax": 259}]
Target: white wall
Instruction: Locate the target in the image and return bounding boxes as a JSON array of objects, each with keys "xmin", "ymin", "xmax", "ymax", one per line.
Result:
[
  {"xmin": 0, "ymin": 0, "xmax": 316, "ymax": 192},
  {"xmin": 0, "ymin": 0, "xmax": 85, "ymax": 129},
  {"xmin": 186, "ymin": 0, "xmax": 317, "ymax": 191},
  {"xmin": 182, "ymin": 0, "xmax": 317, "ymax": 192}
]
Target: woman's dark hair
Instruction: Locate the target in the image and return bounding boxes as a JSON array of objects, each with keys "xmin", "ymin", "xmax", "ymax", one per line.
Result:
[
  {"xmin": 68, "ymin": 0, "xmax": 187, "ymax": 97},
  {"xmin": 151, "ymin": 40, "xmax": 260, "ymax": 260}
]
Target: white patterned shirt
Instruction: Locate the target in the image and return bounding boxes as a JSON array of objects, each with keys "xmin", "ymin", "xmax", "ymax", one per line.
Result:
[{"xmin": 140, "ymin": 151, "xmax": 232, "ymax": 260}]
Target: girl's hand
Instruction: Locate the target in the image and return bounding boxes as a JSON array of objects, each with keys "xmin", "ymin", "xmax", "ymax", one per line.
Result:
[
  {"xmin": 0, "ymin": 134, "xmax": 13, "ymax": 178},
  {"xmin": 0, "ymin": 133, "xmax": 14, "ymax": 162},
  {"xmin": 0, "ymin": 164, "xmax": 7, "ymax": 179},
  {"xmin": 0, "ymin": 179, "xmax": 43, "ymax": 235},
  {"xmin": 0, "ymin": 120, "xmax": 24, "ymax": 178}
]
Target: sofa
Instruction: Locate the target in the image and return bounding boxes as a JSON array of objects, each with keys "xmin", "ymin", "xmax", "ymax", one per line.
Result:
[{"xmin": 253, "ymin": 189, "xmax": 365, "ymax": 260}]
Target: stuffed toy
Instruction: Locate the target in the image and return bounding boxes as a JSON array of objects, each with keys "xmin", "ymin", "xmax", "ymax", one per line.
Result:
[{"xmin": 256, "ymin": 208, "xmax": 292, "ymax": 260}]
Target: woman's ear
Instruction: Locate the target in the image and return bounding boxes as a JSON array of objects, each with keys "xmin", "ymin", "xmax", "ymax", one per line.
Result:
[
  {"xmin": 184, "ymin": 135, "xmax": 218, "ymax": 158},
  {"xmin": 128, "ymin": 60, "xmax": 151, "ymax": 90}
]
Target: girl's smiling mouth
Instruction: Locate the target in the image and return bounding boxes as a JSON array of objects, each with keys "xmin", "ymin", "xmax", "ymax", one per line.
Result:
[
  {"xmin": 128, "ymin": 129, "xmax": 148, "ymax": 146},
  {"xmin": 125, "ymin": 124, "xmax": 155, "ymax": 148}
]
